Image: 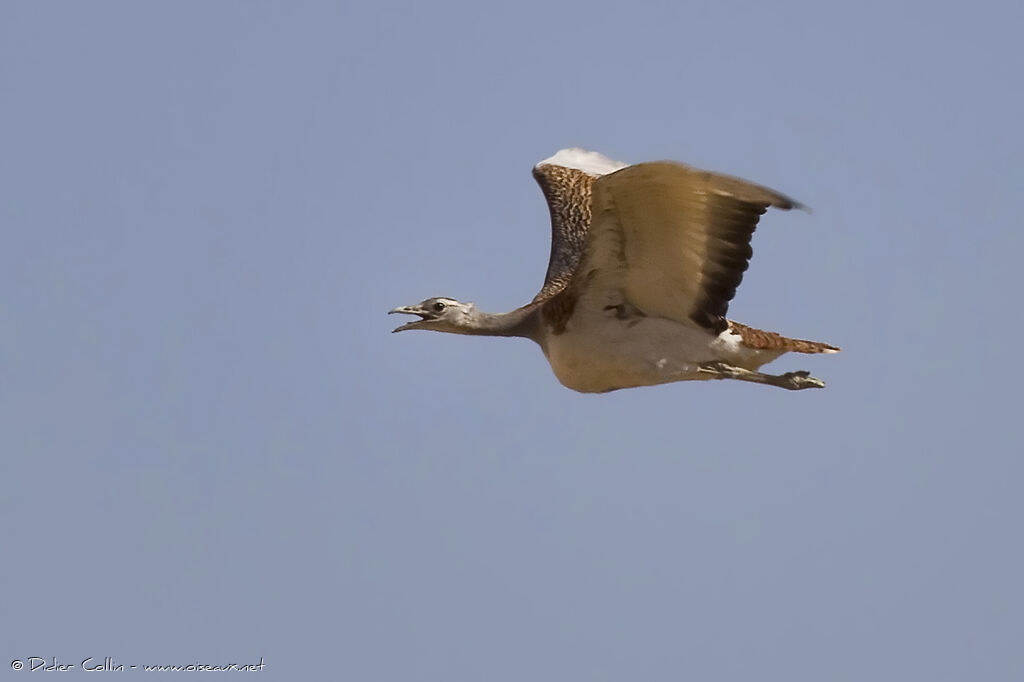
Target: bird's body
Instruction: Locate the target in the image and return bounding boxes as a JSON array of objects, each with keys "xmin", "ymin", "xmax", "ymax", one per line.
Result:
[
  {"xmin": 540, "ymin": 304, "xmax": 782, "ymax": 393},
  {"xmin": 391, "ymin": 149, "xmax": 838, "ymax": 392}
]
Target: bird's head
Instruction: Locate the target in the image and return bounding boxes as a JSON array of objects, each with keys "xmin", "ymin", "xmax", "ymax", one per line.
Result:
[{"xmin": 389, "ymin": 297, "xmax": 479, "ymax": 334}]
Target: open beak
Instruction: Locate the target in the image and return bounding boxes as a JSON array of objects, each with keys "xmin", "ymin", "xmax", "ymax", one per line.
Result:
[{"xmin": 388, "ymin": 305, "xmax": 430, "ymax": 333}]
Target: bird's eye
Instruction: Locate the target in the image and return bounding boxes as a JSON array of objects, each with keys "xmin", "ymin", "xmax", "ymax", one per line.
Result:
[{"xmin": 432, "ymin": 302, "xmax": 446, "ymax": 312}]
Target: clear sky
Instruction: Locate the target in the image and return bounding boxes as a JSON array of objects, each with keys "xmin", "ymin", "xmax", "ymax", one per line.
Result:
[{"xmin": 3, "ymin": 1, "xmax": 1022, "ymax": 679}]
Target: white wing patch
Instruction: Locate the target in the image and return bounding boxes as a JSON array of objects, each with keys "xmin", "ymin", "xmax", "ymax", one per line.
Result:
[{"xmin": 536, "ymin": 148, "xmax": 629, "ymax": 177}]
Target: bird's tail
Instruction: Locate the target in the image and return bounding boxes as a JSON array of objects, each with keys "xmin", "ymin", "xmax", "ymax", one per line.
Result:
[{"xmin": 729, "ymin": 321, "xmax": 840, "ymax": 354}]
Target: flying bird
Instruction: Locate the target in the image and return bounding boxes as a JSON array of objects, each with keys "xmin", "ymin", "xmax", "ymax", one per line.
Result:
[{"xmin": 390, "ymin": 149, "xmax": 838, "ymax": 392}]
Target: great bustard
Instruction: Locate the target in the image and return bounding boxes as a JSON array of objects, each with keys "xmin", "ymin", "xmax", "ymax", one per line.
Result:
[{"xmin": 390, "ymin": 149, "xmax": 838, "ymax": 392}]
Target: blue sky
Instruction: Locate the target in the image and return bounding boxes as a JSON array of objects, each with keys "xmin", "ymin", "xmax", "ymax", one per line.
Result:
[{"xmin": 3, "ymin": 1, "xmax": 1022, "ymax": 679}]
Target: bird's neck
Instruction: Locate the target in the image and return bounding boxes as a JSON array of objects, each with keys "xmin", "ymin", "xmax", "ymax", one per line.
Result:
[{"xmin": 463, "ymin": 306, "xmax": 540, "ymax": 340}]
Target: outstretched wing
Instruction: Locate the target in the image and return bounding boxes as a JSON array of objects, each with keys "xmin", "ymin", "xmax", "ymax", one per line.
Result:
[
  {"xmin": 530, "ymin": 149, "xmax": 628, "ymax": 303},
  {"xmin": 582, "ymin": 160, "xmax": 804, "ymax": 333}
]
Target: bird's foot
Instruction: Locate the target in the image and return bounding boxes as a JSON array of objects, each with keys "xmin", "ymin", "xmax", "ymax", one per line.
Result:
[{"xmin": 778, "ymin": 370, "xmax": 825, "ymax": 390}]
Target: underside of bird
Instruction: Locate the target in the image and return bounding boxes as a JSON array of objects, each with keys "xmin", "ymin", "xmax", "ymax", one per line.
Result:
[{"xmin": 390, "ymin": 149, "xmax": 839, "ymax": 393}]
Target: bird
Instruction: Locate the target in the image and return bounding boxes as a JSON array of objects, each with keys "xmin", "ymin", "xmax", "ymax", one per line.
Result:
[{"xmin": 390, "ymin": 148, "xmax": 839, "ymax": 392}]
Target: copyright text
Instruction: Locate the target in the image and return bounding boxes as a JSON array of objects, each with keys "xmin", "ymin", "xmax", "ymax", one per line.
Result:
[{"xmin": 10, "ymin": 657, "xmax": 265, "ymax": 672}]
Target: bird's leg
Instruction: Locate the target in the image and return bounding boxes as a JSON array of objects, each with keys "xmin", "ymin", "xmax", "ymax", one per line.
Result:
[{"xmin": 697, "ymin": 361, "xmax": 825, "ymax": 390}]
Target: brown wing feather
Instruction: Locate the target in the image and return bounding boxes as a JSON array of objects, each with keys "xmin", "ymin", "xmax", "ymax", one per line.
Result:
[
  {"xmin": 688, "ymin": 195, "xmax": 766, "ymax": 331},
  {"xmin": 591, "ymin": 161, "xmax": 803, "ymax": 333},
  {"xmin": 531, "ymin": 164, "xmax": 595, "ymax": 303}
]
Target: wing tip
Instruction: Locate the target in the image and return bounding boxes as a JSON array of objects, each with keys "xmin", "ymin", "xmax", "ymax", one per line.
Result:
[
  {"xmin": 769, "ymin": 192, "xmax": 810, "ymax": 213},
  {"xmin": 789, "ymin": 199, "xmax": 812, "ymax": 214}
]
